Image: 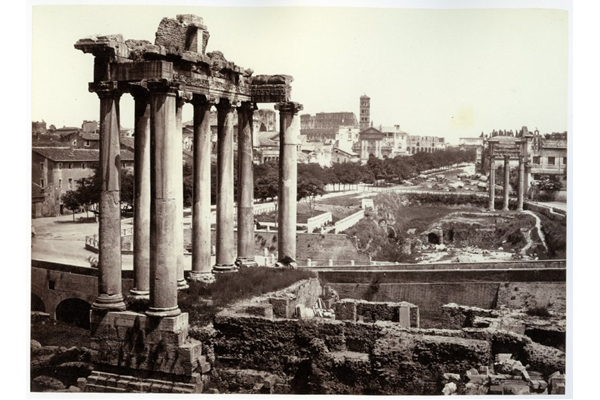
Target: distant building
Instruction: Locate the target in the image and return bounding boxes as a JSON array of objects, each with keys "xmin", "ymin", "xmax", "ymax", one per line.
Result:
[
  {"xmin": 32, "ymin": 121, "xmax": 47, "ymax": 138},
  {"xmin": 529, "ymin": 130, "xmax": 567, "ymax": 178},
  {"xmin": 332, "ymin": 147, "xmax": 360, "ymax": 164},
  {"xmin": 459, "ymin": 136, "xmax": 484, "ymax": 170},
  {"xmin": 32, "ymin": 147, "xmax": 134, "ymax": 217},
  {"xmin": 406, "ymin": 135, "xmax": 446, "ymax": 154},
  {"xmin": 359, "ymin": 95, "xmax": 371, "ymax": 131}
]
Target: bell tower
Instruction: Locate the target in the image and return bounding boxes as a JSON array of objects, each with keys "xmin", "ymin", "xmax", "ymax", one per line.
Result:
[{"xmin": 359, "ymin": 94, "xmax": 370, "ymax": 131}]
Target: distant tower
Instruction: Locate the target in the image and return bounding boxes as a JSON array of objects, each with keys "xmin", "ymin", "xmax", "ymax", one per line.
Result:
[{"xmin": 359, "ymin": 94, "xmax": 370, "ymax": 131}]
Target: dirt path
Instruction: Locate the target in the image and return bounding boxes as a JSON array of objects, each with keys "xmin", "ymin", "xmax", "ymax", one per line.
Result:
[{"xmin": 521, "ymin": 210, "xmax": 549, "ymax": 253}]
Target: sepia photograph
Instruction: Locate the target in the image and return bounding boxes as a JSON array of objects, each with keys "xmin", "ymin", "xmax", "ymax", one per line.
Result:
[{"xmin": 27, "ymin": 0, "xmax": 572, "ymax": 396}]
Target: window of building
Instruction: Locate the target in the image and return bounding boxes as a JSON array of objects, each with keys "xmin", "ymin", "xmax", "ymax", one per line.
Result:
[
  {"xmin": 57, "ymin": 162, "xmax": 62, "ymax": 170},
  {"xmin": 72, "ymin": 139, "xmax": 77, "ymax": 146},
  {"xmin": 84, "ymin": 140, "xmax": 90, "ymax": 147},
  {"xmin": 40, "ymin": 162, "xmax": 44, "ymax": 171},
  {"xmin": 40, "ymin": 179, "xmax": 45, "ymax": 188},
  {"xmin": 533, "ymin": 156, "xmax": 541, "ymax": 164},
  {"xmin": 68, "ymin": 163, "xmax": 73, "ymax": 169},
  {"xmin": 563, "ymin": 157, "xmax": 567, "ymax": 164},
  {"xmin": 68, "ymin": 178, "xmax": 73, "ymax": 190},
  {"xmin": 59, "ymin": 179, "xmax": 62, "ymax": 189},
  {"xmin": 82, "ymin": 163, "xmax": 86, "ymax": 169},
  {"xmin": 548, "ymin": 157, "xmax": 555, "ymax": 165}
]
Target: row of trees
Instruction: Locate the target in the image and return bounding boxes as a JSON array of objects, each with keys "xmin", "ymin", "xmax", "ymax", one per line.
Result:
[{"xmin": 60, "ymin": 148, "xmax": 475, "ymax": 218}]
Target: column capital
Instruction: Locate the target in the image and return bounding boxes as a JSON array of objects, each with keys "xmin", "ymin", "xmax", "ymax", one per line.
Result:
[
  {"xmin": 275, "ymin": 101, "xmax": 303, "ymax": 114},
  {"xmin": 129, "ymin": 82, "xmax": 150, "ymax": 100},
  {"xmin": 89, "ymin": 81, "xmax": 123, "ymax": 99},
  {"xmin": 176, "ymin": 90, "xmax": 193, "ymax": 106},
  {"xmin": 238, "ymin": 101, "xmax": 258, "ymax": 114},
  {"xmin": 190, "ymin": 94, "xmax": 219, "ymax": 107},
  {"xmin": 146, "ymin": 79, "xmax": 181, "ymax": 96},
  {"xmin": 504, "ymin": 154, "xmax": 511, "ymax": 162},
  {"xmin": 216, "ymin": 98, "xmax": 240, "ymax": 111}
]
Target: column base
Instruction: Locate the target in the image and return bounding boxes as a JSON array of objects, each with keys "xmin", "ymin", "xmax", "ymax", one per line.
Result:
[
  {"xmin": 188, "ymin": 271, "xmax": 216, "ymax": 284},
  {"xmin": 275, "ymin": 258, "xmax": 297, "ymax": 269},
  {"xmin": 128, "ymin": 289, "xmax": 150, "ymax": 300},
  {"xmin": 502, "ymin": 207, "xmax": 510, "ymax": 212},
  {"xmin": 146, "ymin": 306, "xmax": 181, "ymax": 318},
  {"xmin": 92, "ymin": 294, "xmax": 126, "ymax": 311},
  {"xmin": 235, "ymin": 257, "xmax": 258, "ymax": 268},
  {"xmin": 177, "ymin": 279, "xmax": 189, "ymax": 291},
  {"xmin": 212, "ymin": 264, "xmax": 238, "ymax": 273}
]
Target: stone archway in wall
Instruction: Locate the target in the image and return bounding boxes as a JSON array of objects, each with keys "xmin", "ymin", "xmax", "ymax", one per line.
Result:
[
  {"xmin": 260, "ymin": 122, "xmax": 267, "ymax": 132},
  {"xmin": 55, "ymin": 298, "xmax": 92, "ymax": 329},
  {"xmin": 428, "ymin": 232, "xmax": 440, "ymax": 245},
  {"xmin": 31, "ymin": 293, "xmax": 46, "ymax": 313}
]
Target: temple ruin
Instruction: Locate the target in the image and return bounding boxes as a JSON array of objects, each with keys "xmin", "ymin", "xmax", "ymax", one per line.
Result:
[{"xmin": 74, "ymin": 14, "xmax": 302, "ymax": 392}]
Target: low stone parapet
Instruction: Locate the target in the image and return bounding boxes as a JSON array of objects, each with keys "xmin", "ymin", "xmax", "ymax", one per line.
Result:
[{"xmin": 333, "ymin": 299, "xmax": 419, "ymax": 327}]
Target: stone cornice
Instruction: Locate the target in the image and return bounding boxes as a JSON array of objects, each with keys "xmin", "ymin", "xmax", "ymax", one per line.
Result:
[{"xmin": 275, "ymin": 102, "xmax": 304, "ymax": 115}]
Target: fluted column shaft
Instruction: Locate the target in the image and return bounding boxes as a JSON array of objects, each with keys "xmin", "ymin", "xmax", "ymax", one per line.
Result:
[
  {"xmin": 517, "ymin": 156, "xmax": 525, "ymax": 211},
  {"xmin": 175, "ymin": 94, "xmax": 189, "ymax": 289},
  {"xmin": 488, "ymin": 156, "xmax": 496, "ymax": 211},
  {"xmin": 503, "ymin": 155, "xmax": 510, "ymax": 211}
]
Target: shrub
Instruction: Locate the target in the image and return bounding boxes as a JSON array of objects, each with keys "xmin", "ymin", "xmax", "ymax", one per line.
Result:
[
  {"xmin": 526, "ymin": 306, "xmax": 552, "ymax": 318},
  {"xmin": 179, "ymin": 266, "xmax": 316, "ymax": 326}
]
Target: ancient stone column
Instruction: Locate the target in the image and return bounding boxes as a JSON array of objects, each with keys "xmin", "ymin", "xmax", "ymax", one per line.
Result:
[
  {"xmin": 175, "ymin": 93, "xmax": 190, "ymax": 290},
  {"xmin": 236, "ymin": 101, "xmax": 258, "ymax": 268},
  {"xmin": 275, "ymin": 102, "xmax": 304, "ymax": 266},
  {"xmin": 130, "ymin": 85, "xmax": 151, "ymax": 298},
  {"xmin": 90, "ymin": 81, "xmax": 126, "ymax": 311},
  {"xmin": 503, "ymin": 155, "xmax": 510, "ymax": 211},
  {"xmin": 190, "ymin": 95, "xmax": 216, "ymax": 282},
  {"xmin": 213, "ymin": 99, "xmax": 237, "ymax": 272},
  {"xmin": 147, "ymin": 81, "xmax": 180, "ymax": 317},
  {"xmin": 517, "ymin": 155, "xmax": 525, "ymax": 211},
  {"xmin": 488, "ymin": 156, "xmax": 496, "ymax": 211}
]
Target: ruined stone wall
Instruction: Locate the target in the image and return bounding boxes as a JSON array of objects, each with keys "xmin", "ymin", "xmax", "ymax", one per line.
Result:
[
  {"xmin": 318, "ymin": 269, "xmax": 566, "ymax": 319},
  {"xmin": 192, "ymin": 312, "xmax": 564, "ymax": 395},
  {"xmin": 497, "ymin": 282, "xmax": 566, "ymax": 313}
]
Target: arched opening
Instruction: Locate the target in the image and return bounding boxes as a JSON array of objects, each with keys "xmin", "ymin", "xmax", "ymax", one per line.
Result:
[
  {"xmin": 31, "ymin": 294, "xmax": 45, "ymax": 313},
  {"xmin": 55, "ymin": 298, "xmax": 91, "ymax": 329},
  {"xmin": 259, "ymin": 122, "xmax": 267, "ymax": 132},
  {"xmin": 428, "ymin": 232, "xmax": 440, "ymax": 245}
]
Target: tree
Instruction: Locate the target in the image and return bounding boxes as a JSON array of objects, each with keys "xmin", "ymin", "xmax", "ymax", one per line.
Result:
[
  {"xmin": 61, "ymin": 190, "xmax": 80, "ymax": 221},
  {"xmin": 254, "ymin": 161, "xmax": 278, "ymax": 202},
  {"xmin": 120, "ymin": 169, "xmax": 135, "ymax": 210},
  {"xmin": 297, "ymin": 172, "xmax": 325, "ymax": 217},
  {"xmin": 74, "ymin": 176, "xmax": 100, "ymax": 217}
]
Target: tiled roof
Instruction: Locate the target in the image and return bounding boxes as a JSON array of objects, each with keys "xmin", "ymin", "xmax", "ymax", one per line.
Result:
[
  {"xmin": 33, "ymin": 147, "xmax": 134, "ymax": 162},
  {"xmin": 332, "ymin": 147, "xmax": 358, "ymax": 156},
  {"xmin": 81, "ymin": 132, "xmax": 99, "ymax": 140},
  {"xmin": 120, "ymin": 137, "xmax": 135, "ymax": 151},
  {"xmin": 257, "ymin": 131, "xmax": 279, "ymax": 147}
]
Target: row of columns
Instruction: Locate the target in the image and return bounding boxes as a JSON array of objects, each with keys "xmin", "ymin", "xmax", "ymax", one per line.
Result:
[
  {"xmin": 91, "ymin": 80, "xmax": 303, "ymax": 316},
  {"xmin": 488, "ymin": 155, "xmax": 526, "ymax": 212}
]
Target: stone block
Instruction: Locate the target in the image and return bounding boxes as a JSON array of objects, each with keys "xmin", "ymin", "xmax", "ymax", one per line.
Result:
[
  {"xmin": 550, "ymin": 377, "xmax": 565, "ymax": 394},
  {"xmin": 334, "ymin": 300, "xmax": 357, "ymax": 322},
  {"xmin": 443, "ymin": 373, "xmax": 461, "ymax": 381},
  {"xmin": 154, "ymin": 313, "xmax": 188, "ymax": 331},
  {"xmin": 76, "ymin": 377, "xmax": 87, "ymax": 390},
  {"xmin": 269, "ymin": 298, "xmax": 290, "ymax": 318},
  {"xmin": 244, "ymin": 304, "xmax": 274, "ymax": 319},
  {"xmin": 488, "ymin": 384, "xmax": 503, "ymax": 395},
  {"xmin": 199, "ymin": 355, "xmax": 211, "ymax": 374}
]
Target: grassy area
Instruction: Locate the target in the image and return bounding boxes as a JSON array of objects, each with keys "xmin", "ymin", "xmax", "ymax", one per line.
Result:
[
  {"xmin": 316, "ymin": 193, "xmax": 367, "ymax": 207},
  {"xmin": 257, "ymin": 203, "xmax": 361, "ymax": 224},
  {"xmin": 31, "ymin": 318, "xmax": 91, "ymax": 348},
  {"xmin": 178, "ymin": 266, "xmax": 316, "ymax": 326},
  {"xmin": 536, "ymin": 212, "xmax": 567, "ymax": 259}
]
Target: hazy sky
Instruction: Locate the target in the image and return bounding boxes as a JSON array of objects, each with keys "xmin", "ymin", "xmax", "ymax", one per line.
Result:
[{"xmin": 30, "ymin": 1, "xmax": 569, "ymax": 144}]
